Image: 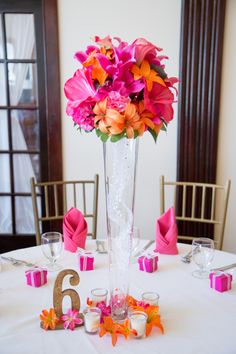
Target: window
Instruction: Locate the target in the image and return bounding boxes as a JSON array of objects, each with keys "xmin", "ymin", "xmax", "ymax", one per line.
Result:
[{"xmin": 0, "ymin": 0, "xmax": 62, "ymax": 252}]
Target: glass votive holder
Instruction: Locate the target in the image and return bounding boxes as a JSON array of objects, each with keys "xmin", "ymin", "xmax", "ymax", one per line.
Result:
[
  {"xmin": 83, "ymin": 307, "xmax": 101, "ymax": 334},
  {"xmin": 141, "ymin": 291, "xmax": 159, "ymax": 306},
  {"xmin": 91, "ymin": 288, "xmax": 108, "ymax": 305},
  {"xmin": 129, "ymin": 311, "xmax": 148, "ymax": 339}
]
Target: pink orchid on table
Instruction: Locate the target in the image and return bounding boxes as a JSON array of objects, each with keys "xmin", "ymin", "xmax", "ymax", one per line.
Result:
[
  {"xmin": 61, "ymin": 309, "xmax": 83, "ymax": 330},
  {"xmin": 64, "ymin": 35, "xmax": 178, "ymax": 142}
]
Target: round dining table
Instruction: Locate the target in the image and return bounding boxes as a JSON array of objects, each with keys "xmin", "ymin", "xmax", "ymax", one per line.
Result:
[{"xmin": 0, "ymin": 240, "xmax": 236, "ymax": 354}]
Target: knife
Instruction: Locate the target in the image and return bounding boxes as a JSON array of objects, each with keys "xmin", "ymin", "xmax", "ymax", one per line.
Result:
[
  {"xmin": 133, "ymin": 240, "xmax": 155, "ymax": 258},
  {"xmin": 210, "ymin": 263, "xmax": 236, "ymax": 272}
]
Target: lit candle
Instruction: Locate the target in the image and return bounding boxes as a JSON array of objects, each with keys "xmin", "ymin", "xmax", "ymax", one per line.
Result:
[
  {"xmin": 91, "ymin": 288, "xmax": 108, "ymax": 305},
  {"xmin": 83, "ymin": 307, "xmax": 101, "ymax": 334},
  {"xmin": 129, "ymin": 311, "xmax": 148, "ymax": 338},
  {"xmin": 141, "ymin": 291, "xmax": 159, "ymax": 306}
]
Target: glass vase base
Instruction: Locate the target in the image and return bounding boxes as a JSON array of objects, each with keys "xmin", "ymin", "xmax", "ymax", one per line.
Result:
[{"xmin": 192, "ymin": 269, "xmax": 209, "ymax": 279}]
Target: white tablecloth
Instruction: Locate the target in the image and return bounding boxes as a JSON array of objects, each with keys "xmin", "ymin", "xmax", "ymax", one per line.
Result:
[{"xmin": 0, "ymin": 241, "xmax": 236, "ymax": 354}]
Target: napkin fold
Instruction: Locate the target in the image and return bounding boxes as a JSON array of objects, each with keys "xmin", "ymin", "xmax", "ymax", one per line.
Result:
[
  {"xmin": 154, "ymin": 207, "xmax": 178, "ymax": 255},
  {"xmin": 63, "ymin": 207, "xmax": 87, "ymax": 252}
]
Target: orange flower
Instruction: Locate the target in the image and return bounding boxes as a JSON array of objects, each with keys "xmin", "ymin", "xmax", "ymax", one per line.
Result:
[
  {"xmin": 144, "ymin": 306, "xmax": 164, "ymax": 336},
  {"xmin": 83, "ymin": 50, "xmax": 108, "ymax": 86},
  {"xmin": 131, "ymin": 60, "xmax": 166, "ymax": 91},
  {"xmin": 137, "ymin": 101, "xmax": 163, "ymax": 135},
  {"xmin": 132, "ymin": 305, "xmax": 164, "ymax": 336},
  {"xmin": 127, "ymin": 295, "xmax": 138, "ymax": 308},
  {"xmin": 94, "ymin": 99, "xmax": 124, "ymax": 135},
  {"xmin": 99, "ymin": 316, "xmax": 118, "ymax": 347},
  {"xmin": 40, "ymin": 308, "xmax": 59, "ymax": 331},
  {"xmin": 122, "ymin": 103, "xmax": 141, "ymax": 138},
  {"xmin": 116, "ymin": 319, "xmax": 137, "ymax": 339}
]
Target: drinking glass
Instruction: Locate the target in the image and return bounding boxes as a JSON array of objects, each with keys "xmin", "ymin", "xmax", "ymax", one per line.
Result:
[
  {"xmin": 41, "ymin": 232, "xmax": 63, "ymax": 271},
  {"xmin": 192, "ymin": 238, "xmax": 215, "ymax": 278}
]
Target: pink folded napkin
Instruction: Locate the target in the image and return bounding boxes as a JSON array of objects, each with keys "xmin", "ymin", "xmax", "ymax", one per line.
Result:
[
  {"xmin": 154, "ymin": 207, "xmax": 178, "ymax": 255},
  {"xmin": 63, "ymin": 207, "xmax": 87, "ymax": 252}
]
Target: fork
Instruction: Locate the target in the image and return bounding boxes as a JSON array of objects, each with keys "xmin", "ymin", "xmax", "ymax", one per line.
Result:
[{"xmin": 1, "ymin": 256, "xmax": 36, "ymax": 267}]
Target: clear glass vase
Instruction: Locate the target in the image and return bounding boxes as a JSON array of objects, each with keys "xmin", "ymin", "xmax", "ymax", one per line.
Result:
[{"xmin": 103, "ymin": 138, "xmax": 139, "ymax": 321}]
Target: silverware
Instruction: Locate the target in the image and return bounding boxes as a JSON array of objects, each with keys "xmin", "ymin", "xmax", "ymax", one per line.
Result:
[
  {"xmin": 1, "ymin": 256, "xmax": 36, "ymax": 267},
  {"xmin": 133, "ymin": 240, "xmax": 155, "ymax": 258},
  {"xmin": 210, "ymin": 263, "xmax": 236, "ymax": 272},
  {"xmin": 95, "ymin": 240, "xmax": 107, "ymax": 254},
  {"xmin": 181, "ymin": 250, "xmax": 192, "ymax": 263}
]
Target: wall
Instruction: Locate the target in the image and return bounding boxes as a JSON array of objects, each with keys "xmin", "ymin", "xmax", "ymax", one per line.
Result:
[
  {"xmin": 217, "ymin": 0, "xmax": 236, "ymax": 253},
  {"xmin": 58, "ymin": 0, "xmax": 181, "ymax": 240}
]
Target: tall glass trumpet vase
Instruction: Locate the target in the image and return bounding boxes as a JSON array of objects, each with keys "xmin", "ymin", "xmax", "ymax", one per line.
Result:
[{"xmin": 103, "ymin": 138, "xmax": 139, "ymax": 321}]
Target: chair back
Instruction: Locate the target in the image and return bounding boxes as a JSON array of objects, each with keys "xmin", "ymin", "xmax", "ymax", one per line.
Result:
[
  {"xmin": 160, "ymin": 175, "xmax": 231, "ymax": 250},
  {"xmin": 30, "ymin": 175, "xmax": 99, "ymax": 245}
]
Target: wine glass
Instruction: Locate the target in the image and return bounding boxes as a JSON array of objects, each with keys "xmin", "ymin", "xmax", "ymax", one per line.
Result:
[
  {"xmin": 41, "ymin": 232, "xmax": 63, "ymax": 271},
  {"xmin": 192, "ymin": 238, "xmax": 215, "ymax": 278},
  {"xmin": 131, "ymin": 227, "xmax": 140, "ymax": 255}
]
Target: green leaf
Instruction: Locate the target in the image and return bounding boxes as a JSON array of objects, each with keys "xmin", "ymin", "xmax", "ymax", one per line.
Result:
[
  {"xmin": 96, "ymin": 129, "xmax": 102, "ymax": 137},
  {"xmin": 161, "ymin": 119, "xmax": 167, "ymax": 132},
  {"xmin": 148, "ymin": 128, "xmax": 158, "ymax": 143},
  {"xmin": 100, "ymin": 133, "xmax": 109, "ymax": 142},
  {"xmin": 150, "ymin": 64, "xmax": 167, "ymax": 80},
  {"xmin": 110, "ymin": 133, "xmax": 124, "ymax": 142}
]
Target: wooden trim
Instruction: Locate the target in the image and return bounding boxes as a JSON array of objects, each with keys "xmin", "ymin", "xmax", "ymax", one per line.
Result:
[
  {"xmin": 177, "ymin": 0, "xmax": 226, "ymax": 239},
  {"xmin": 42, "ymin": 0, "xmax": 62, "ymax": 183}
]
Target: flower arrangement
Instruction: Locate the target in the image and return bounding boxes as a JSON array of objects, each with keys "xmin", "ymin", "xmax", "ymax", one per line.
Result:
[
  {"xmin": 39, "ymin": 295, "xmax": 164, "ymax": 346},
  {"xmin": 64, "ymin": 35, "xmax": 178, "ymax": 142}
]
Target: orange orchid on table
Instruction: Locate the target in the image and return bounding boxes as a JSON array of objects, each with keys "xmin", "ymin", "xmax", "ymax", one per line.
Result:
[
  {"xmin": 40, "ymin": 308, "xmax": 59, "ymax": 330},
  {"xmin": 99, "ymin": 316, "xmax": 137, "ymax": 346},
  {"xmin": 133, "ymin": 305, "xmax": 164, "ymax": 336},
  {"xmin": 99, "ymin": 316, "xmax": 119, "ymax": 346}
]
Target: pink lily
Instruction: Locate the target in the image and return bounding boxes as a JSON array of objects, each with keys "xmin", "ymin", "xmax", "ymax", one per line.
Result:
[
  {"xmin": 144, "ymin": 83, "xmax": 175, "ymax": 124},
  {"xmin": 132, "ymin": 38, "xmax": 162, "ymax": 65},
  {"xmin": 61, "ymin": 309, "xmax": 83, "ymax": 331}
]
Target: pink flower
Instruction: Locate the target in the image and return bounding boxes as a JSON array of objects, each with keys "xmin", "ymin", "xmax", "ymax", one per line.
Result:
[
  {"xmin": 107, "ymin": 91, "xmax": 130, "ymax": 112},
  {"xmin": 67, "ymin": 101, "xmax": 94, "ymax": 131},
  {"xmin": 144, "ymin": 83, "xmax": 175, "ymax": 124},
  {"xmin": 93, "ymin": 35, "xmax": 113, "ymax": 48},
  {"xmin": 132, "ymin": 38, "xmax": 162, "ymax": 65},
  {"xmin": 97, "ymin": 301, "xmax": 111, "ymax": 323},
  {"xmin": 64, "ymin": 69, "xmax": 96, "ymax": 105},
  {"xmin": 61, "ymin": 309, "xmax": 83, "ymax": 331}
]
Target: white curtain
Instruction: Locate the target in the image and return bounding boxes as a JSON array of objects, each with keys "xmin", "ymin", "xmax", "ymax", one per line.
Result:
[{"xmin": 0, "ymin": 14, "xmax": 36, "ymax": 234}]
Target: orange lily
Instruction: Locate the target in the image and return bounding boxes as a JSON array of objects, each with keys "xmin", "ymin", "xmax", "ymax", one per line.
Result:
[
  {"xmin": 40, "ymin": 308, "xmax": 59, "ymax": 331},
  {"xmin": 116, "ymin": 319, "xmax": 137, "ymax": 339},
  {"xmin": 94, "ymin": 99, "xmax": 124, "ymax": 135},
  {"xmin": 131, "ymin": 60, "xmax": 166, "ymax": 91},
  {"xmin": 127, "ymin": 295, "xmax": 138, "ymax": 308},
  {"xmin": 132, "ymin": 305, "xmax": 164, "ymax": 336},
  {"xmin": 122, "ymin": 103, "xmax": 141, "ymax": 138},
  {"xmin": 99, "ymin": 316, "xmax": 118, "ymax": 347},
  {"xmin": 83, "ymin": 50, "xmax": 108, "ymax": 86},
  {"xmin": 145, "ymin": 305, "xmax": 164, "ymax": 336},
  {"xmin": 137, "ymin": 101, "xmax": 163, "ymax": 135}
]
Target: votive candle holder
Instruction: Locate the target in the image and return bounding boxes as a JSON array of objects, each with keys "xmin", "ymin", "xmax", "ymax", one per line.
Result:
[
  {"xmin": 83, "ymin": 307, "xmax": 101, "ymax": 334},
  {"xmin": 129, "ymin": 311, "xmax": 148, "ymax": 338},
  {"xmin": 141, "ymin": 291, "xmax": 159, "ymax": 306}
]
